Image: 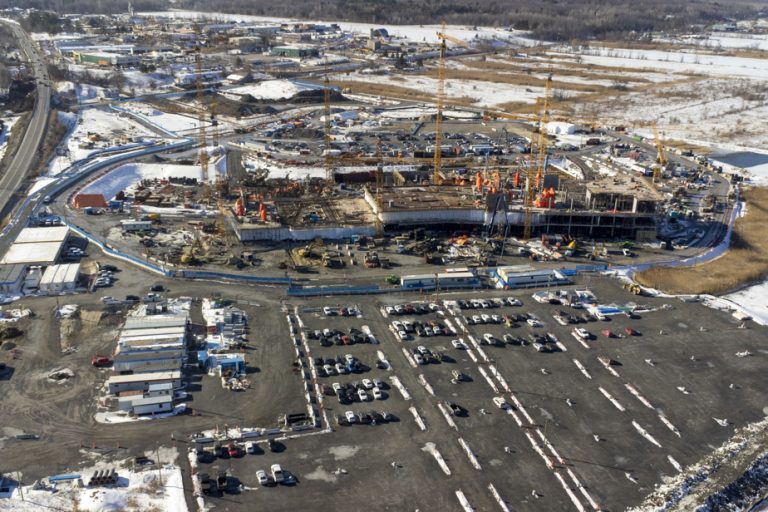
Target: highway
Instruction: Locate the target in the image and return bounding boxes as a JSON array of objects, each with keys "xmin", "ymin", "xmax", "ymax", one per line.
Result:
[{"xmin": 0, "ymin": 20, "xmax": 50, "ymax": 220}]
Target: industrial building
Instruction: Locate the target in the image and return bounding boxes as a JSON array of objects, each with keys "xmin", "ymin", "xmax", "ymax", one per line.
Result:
[
  {"xmin": 0, "ymin": 264, "xmax": 26, "ymax": 294},
  {"xmin": 38, "ymin": 263, "xmax": 81, "ymax": 294},
  {"xmin": 116, "ymin": 394, "xmax": 174, "ymax": 415},
  {"xmin": 106, "ymin": 370, "xmax": 182, "ymax": 395},
  {"xmin": 73, "ymin": 51, "xmax": 141, "ymax": 67},
  {"xmin": 490, "ymin": 265, "xmax": 570, "ymax": 289},
  {"xmin": 113, "ymin": 347, "xmax": 185, "ymax": 373}
]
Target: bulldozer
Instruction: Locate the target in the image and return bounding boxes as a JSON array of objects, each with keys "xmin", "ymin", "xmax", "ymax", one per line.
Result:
[
  {"xmin": 623, "ymin": 283, "xmax": 643, "ymax": 295},
  {"xmin": 298, "ymin": 237, "xmax": 324, "ymax": 259}
]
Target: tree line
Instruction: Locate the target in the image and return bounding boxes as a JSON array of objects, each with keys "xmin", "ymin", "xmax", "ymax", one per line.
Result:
[{"xmin": 0, "ymin": 0, "xmax": 762, "ymax": 41}]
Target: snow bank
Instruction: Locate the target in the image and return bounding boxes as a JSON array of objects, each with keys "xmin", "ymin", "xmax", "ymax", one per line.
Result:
[{"xmin": 228, "ymin": 79, "xmax": 321, "ymax": 100}]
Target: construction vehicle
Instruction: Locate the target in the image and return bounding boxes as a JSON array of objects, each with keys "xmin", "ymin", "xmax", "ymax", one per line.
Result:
[
  {"xmin": 364, "ymin": 251, "xmax": 381, "ymax": 268},
  {"xmin": 623, "ymin": 283, "xmax": 643, "ymax": 295},
  {"xmin": 385, "ymin": 274, "xmax": 399, "ymax": 285}
]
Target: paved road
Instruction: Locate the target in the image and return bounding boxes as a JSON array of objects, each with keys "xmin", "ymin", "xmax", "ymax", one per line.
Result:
[{"xmin": 0, "ymin": 20, "xmax": 50, "ymax": 219}]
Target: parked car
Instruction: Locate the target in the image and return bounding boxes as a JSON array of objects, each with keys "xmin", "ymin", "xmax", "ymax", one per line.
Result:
[
  {"xmin": 271, "ymin": 464, "xmax": 284, "ymax": 484},
  {"xmin": 256, "ymin": 470, "xmax": 269, "ymax": 486}
]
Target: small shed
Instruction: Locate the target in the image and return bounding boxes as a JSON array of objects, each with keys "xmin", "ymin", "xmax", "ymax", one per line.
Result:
[{"xmin": 73, "ymin": 194, "xmax": 108, "ymax": 209}]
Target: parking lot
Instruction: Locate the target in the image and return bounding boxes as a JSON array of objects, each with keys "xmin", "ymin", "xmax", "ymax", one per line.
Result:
[
  {"xmin": 2, "ymin": 269, "xmax": 766, "ymax": 512},
  {"xmin": 189, "ymin": 276, "xmax": 768, "ymax": 511}
]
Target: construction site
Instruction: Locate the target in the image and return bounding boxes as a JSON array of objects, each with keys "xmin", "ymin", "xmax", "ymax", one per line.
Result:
[{"xmin": 59, "ymin": 30, "xmax": 710, "ymax": 275}]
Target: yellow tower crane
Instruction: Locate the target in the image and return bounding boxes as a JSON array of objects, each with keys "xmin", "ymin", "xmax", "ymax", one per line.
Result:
[
  {"xmin": 434, "ymin": 22, "xmax": 467, "ymax": 185},
  {"xmin": 523, "ymin": 77, "xmax": 552, "ymax": 240},
  {"xmin": 194, "ymin": 38, "xmax": 209, "ymax": 193},
  {"xmin": 323, "ymin": 72, "xmax": 334, "ymax": 186}
]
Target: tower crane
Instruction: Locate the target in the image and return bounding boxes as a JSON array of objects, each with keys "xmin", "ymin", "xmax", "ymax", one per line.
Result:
[
  {"xmin": 523, "ymin": 77, "xmax": 552, "ymax": 240},
  {"xmin": 434, "ymin": 22, "xmax": 467, "ymax": 185},
  {"xmin": 323, "ymin": 72, "xmax": 334, "ymax": 186},
  {"xmin": 652, "ymin": 120, "xmax": 667, "ymax": 182},
  {"xmin": 194, "ymin": 36, "xmax": 209, "ymax": 194}
]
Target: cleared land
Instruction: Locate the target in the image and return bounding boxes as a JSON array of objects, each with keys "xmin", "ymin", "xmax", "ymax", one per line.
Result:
[{"xmin": 636, "ymin": 187, "xmax": 768, "ymax": 295}]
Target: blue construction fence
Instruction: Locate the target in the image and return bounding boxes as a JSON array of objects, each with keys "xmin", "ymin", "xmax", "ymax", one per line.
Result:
[{"xmin": 174, "ymin": 270, "xmax": 292, "ymax": 285}]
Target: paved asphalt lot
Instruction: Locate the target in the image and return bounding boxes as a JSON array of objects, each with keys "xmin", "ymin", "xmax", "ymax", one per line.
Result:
[{"xmin": 1, "ymin": 269, "xmax": 766, "ymax": 511}]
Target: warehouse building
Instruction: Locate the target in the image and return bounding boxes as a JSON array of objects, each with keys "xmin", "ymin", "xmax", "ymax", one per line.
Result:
[
  {"xmin": 113, "ymin": 347, "xmax": 185, "ymax": 373},
  {"xmin": 107, "ymin": 370, "xmax": 182, "ymax": 394},
  {"xmin": 39, "ymin": 263, "xmax": 81, "ymax": 294},
  {"xmin": 0, "ymin": 264, "xmax": 27, "ymax": 294}
]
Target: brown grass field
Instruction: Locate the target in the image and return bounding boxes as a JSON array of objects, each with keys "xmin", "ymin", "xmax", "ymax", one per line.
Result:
[{"xmin": 635, "ymin": 187, "xmax": 768, "ymax": 295}]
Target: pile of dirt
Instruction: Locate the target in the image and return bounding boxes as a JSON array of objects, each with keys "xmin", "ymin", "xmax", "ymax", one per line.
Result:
[{"xmin": 0, "ymin": 324, "xmax": 22, "ymax": 340}]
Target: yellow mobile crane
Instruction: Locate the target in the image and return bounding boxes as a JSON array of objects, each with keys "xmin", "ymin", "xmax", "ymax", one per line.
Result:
[{"xmin": 434, "ymin": 22, "xmax": 467, "ymax": 185}]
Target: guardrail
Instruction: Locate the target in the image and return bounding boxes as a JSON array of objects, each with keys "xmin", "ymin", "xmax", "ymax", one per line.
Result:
[
  {"xmin": 287, "ymin": 285, "xmax": 384, "ymax": 296},
  {"xmin": 175, "ymin": 270, "xmax": 292, "ymax": 285}
]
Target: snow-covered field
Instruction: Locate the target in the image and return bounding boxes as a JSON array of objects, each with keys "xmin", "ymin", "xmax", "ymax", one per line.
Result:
[
  {"xmin": 120, "ymin": 102, "xmax": 211, "ymax": 135},
  {"xmin": 140, "ymin": 10, "xmax": 536, "ymax": 46},
  {"xmin": 1, "ymin": 449, "xmax": 187, "ymax": 512},
  {"xmin": 79, "ymin": 162, "xmax": 208, "ymax": 200},
  {"xmin": 47, "ymin": 109, "xmax": 156, "ymax": 176},
  {"xmin": 661, "ymin": 32, "xmax": 768, "ymax": 52},
  {"xmin": 556, "ymin": 47, "xmax": 768, "ymax": 81},
  {"xmin": 341, "ymin": 71, "xmax": 545, "ymax": 107}
]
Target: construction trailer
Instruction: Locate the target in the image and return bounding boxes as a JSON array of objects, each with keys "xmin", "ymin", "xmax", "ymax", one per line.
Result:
[{"xmin": 106, "ymin": 370, "xmax": 182, "ymax": 395}]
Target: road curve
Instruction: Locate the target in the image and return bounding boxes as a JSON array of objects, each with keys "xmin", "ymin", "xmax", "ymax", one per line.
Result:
[{"xmin": 0, "ymin": 20, "xmax": 50, "ymax": 218}]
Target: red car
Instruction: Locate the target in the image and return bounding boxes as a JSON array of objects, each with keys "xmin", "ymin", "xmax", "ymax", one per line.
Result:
[
  {"xmin": 91, "ymin": 355, "xmax": 112, "ymax": 367},
  {"xmin": 624, "ymin": 327, "xmax": 638, "ymax": 336},
  {"xmin": 227, "ymin": 443, "xmax": 239, "ymax": 458}
]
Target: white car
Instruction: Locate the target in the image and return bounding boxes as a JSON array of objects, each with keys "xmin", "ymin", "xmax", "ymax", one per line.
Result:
[
  {"xmin": 428, "ymin": 303, "xmax": 440, "ymax": 311},
  {"xmin": 491, "ymin": 315, "xmax": 502, "ymax": 323},
  {"xmin": 385, "ymin": 306, "xmax": 394, "ymax": 315},
  {"xmin": 372, "ymin": 387, "xmax": 383, "ymax": 400},
  {"xmin": 483, "ymin": 333, "xmax": 496, "ymax": 344},
  {"xmin": 417, "ymin": 345, "xmax": 429, "ymax": 356},
  {"xmin": 392, "ymin": 320, "xmax": 403, "ymax": 331},
  {"xmin": 480, "ymin": 314, "xmax": 491, "ymax": 324},
  {"xmin": 527, "ymin": 318, "xmax": 542, "ymax": 327},
  {"xmin": 323, "ymin": 364, "xmax": 335, "ymax": 376},
  {"xmin": 357, "ymin": 389, "xmax": 369, "ymax": 401},
  {"xmin": 452, "ymin": 339, "xmax": 466, "ymax": 349},
  {"xmin": 394, "ymin": 305, "xmax": 404, "ymax": 314},
  {"xmin": 332, "ymin": 382, "xmax": 343, "ymax": 394},
  {"xmin": 256, "ymin": 469, "xmax": 269, "ymax": 485},
  {"xmin": 362, "ymin": 378, "xmax": 374, "ymax": 389},
  {"xmin": 506, "ymin": 297, "xmax": 522, "ymax": 307},
  {"xmin": 424, "ymin": 326, "xmax": 433, "ymax": 337},
  {"xmin": 323, "ymin": 307, "xmax": 334, "ymax": 316},
  {"xmin": 414, "ymin": 353, "xmax": 425, "ymax": 365},
  {"xmin": 372, "ymin": 378, "xmax": 383, "ymax": 388},
  {"xmin": 344, "ymin": 354, "xmax": 355, "ymax": 364},
  {"xmin": 100, "ymin": 296, "xmax": 116, "ymax": 303},
  {"xmin": 574, "ymin": 328, "xmax": 591, "ymax": 339},
  {"xmin": 472, "ymin": 315, "xmax": 482, "ymax": 324},
  {"xmin": 493, "ymin": 396, "xmax": 510, "ymax": 410},
  {"xmin": 398, "ymin": 330, "xmax": 408, "ymax": 341},
  {"xmin": 433, "ymin": 326, "xmax": 442, "ymax": 336},
  {"xmin": 345, "ymin": 410, "xmax": 357, "ymax": 423},
  {"xmin": 271, "ymin": 464, "xmax": 284, "ymax": 484},
  {"xmin": 335, "ymin": 363, "xmax": 347, "ymax": 375}
]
